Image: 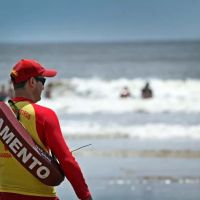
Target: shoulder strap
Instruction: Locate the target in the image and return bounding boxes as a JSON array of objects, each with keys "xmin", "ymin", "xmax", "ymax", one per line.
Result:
[{"xmin": 8, "ymin": 99, "xmax": 20, "ymax": 120}]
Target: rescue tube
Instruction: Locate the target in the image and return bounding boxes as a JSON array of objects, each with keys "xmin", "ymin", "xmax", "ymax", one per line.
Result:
[{"xmin": 0, "ymin": 102, "xmax": 64, "ymax": 186}]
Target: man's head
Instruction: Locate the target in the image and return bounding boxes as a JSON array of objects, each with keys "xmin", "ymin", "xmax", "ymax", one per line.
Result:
[{"xmin": 10, "ymin": 59, "xmax": 57, "ymax": 102}]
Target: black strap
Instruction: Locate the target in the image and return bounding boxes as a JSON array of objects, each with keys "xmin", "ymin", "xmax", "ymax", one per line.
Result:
[{"xmin": 8, "ymin": 99, "xmax": 20, "ymax": 120}]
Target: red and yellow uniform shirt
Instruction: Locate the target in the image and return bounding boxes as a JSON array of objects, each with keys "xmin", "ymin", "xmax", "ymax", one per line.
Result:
[{"xmin": 0, "ymin": 97, "xmax": 91, "ymax": 199}]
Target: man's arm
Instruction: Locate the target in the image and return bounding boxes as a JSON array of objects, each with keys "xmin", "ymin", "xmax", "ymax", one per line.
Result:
[{"xmin": 37, "ymin": 107, "xmax": 92, "ymax": 200}]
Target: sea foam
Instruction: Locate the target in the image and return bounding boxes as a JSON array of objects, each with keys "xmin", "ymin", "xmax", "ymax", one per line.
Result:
[{"xmin": 40, "ymin": 78, "xmax": 200, "ymax": 114}]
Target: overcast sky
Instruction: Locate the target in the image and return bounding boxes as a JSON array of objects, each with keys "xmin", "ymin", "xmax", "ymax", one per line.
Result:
[{"xmin": 0, "ymin": 0, "xmax": 200, "ymax": 42}]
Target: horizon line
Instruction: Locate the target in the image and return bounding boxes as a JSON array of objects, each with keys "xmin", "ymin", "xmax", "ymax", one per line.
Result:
[{"xmin": 0, "ymin": 38, "xmax": 200, "ymax": 45}]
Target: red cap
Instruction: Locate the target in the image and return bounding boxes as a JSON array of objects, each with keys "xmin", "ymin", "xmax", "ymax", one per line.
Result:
[{"xmin": 10, "ymin": 59, "xmax": 57, "ymax": 84}]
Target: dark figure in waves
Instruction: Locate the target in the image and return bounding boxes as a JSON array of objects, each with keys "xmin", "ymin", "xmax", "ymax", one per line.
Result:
[
  {"xmin": 141, "ymin": 82, "xmax": 153, "ymax": 99},
  {"xmin": 0, "ymin": 84, "xmax": 8, "ymax": 101}
]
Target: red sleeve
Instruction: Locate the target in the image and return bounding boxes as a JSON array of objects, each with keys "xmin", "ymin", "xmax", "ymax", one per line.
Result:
[{"xmin": 34, "ymin": 105, "xmax": 91, "ymax": 200}]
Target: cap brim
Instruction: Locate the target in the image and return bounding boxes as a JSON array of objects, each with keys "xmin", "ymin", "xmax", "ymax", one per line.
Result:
[{"xmin": 42, "ymin": 69, "xmax": 57, "ymax": 77}]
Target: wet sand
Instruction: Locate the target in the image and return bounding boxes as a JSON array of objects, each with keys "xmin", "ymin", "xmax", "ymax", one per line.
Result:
[{"xmin": 57, "ymin": 138, "xmax": 200, "ymax": 200}]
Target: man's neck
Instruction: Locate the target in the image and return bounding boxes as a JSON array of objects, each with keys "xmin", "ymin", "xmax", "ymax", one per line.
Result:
[{"xmin": 14, "ymin": 89, "xmax": 35, "ymax": 102}]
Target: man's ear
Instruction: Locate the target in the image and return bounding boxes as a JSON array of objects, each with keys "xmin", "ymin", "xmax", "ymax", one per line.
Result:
[{"xmin": 27, "ymin": 77, "xmax": 36, "ymax": 88}]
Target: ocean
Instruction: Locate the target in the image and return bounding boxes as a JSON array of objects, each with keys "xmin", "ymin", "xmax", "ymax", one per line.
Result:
[{"xmin": 1, "ymin": 40, "xmax": 200, "ymax": 199}]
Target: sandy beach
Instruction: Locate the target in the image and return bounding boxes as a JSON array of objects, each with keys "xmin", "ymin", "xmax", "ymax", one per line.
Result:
[{"xmin": 56, "ymin": 137, "xmax": 200, "ymax": 200}]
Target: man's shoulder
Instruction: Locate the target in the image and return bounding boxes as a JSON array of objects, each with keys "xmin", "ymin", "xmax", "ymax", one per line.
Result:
[{"xmin": 32, "ymin": 103, "xmax": 57, "ymax": 116}]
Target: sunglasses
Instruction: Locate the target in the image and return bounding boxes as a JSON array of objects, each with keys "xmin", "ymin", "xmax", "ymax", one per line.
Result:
[{"xmin": 35, "ymin": 77, "xmax": 46, "ymax": 85}]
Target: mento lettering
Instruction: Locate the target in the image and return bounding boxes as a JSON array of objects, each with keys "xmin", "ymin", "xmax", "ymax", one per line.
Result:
[{"xmin": 0, "ymin": 117, "xmax": 50, "ymax": 180}]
